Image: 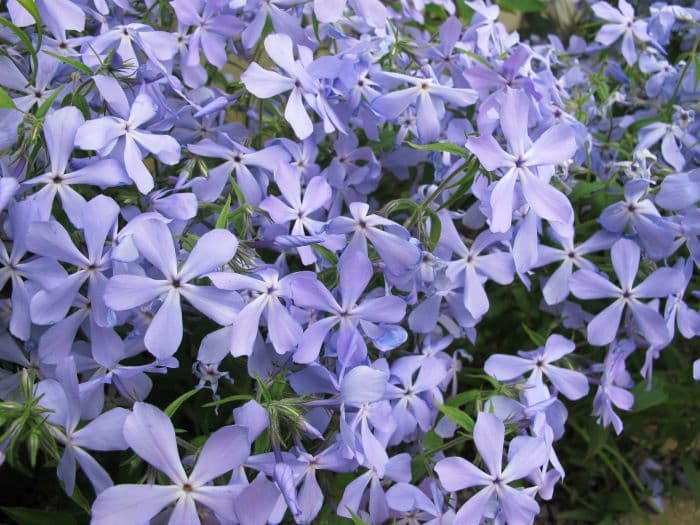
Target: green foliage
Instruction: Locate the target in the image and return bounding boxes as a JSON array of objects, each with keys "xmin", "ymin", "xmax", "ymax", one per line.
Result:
[
  {"xmin": 1, "ymin": 507, "xmax": 77, "ymax": 525},
  {"xmin": 497, "ymin": 0, "xmax": 547, "ymax": 12},
  {"xmin": 437, "ymin": 403, "xmax": 475, "ymax": 432}
]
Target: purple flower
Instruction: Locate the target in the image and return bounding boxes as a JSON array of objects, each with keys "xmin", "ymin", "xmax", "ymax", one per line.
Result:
[
  {"xmin": 314, "ymin": 0, "xmax": 389, "ymax": 28},
  {"xmin": 188, "ymin": 135, "xmax": 289, "ymax": 204},
  {"xmin": 37, "ymin": 357, "xmax": 129, "ymax": 496},
  {"xmin": 592, "ymin": 0, "xmax": 649, "ymax": 65},
  {"xmin": 0, "ymin": 201, "xmax": 66, "ymax": 340},
  {"xmin": 289, "ymin": 250, "xmax": 406, "ymax": 364},
  {"xmin": 171, "ymin": 0, "xmax": 244, "ymax": 69},
  {"xmin": 467, "ymin": 87, "xmax": 577, "ymax": 233},
  {"xmin": 0, "ymin": 54, "xmax": 61, "ymax": 113},
  {"xmin": 440, "ymin": 212, "xmax": 515, "ymax": 318},
  {"xmin": 7, "ymin": 0, "xmax": 85, "ymax": 38},
  {"xmin": 435, "ymin": 412, "xmax": 547, "ymax": 525},
  {"xmin": 27, "ymin": 195, "xmax": 120, "ymax": 327},
  {"xmin": 535, "ymin": 229, "xmax": 617, "ymax": 305},
  {"xmin": 386, "ymin": 356, "xmax": 449, "ymax": 441},
  {"xmin": 569, "ymin": 238, "xmax": 683, "ymax": 346},
  {"xmin": 75, "ymin": 84, "xmax": 181, "ymax": 194},
  {"xmin": 241, "ymin": 34, "xmax": 345, "ymax": 140},
  {"xmin": 105, "ymin": 220, "xmax": 240, "ymax": 358},
  {"xmin": 598, "ymin": 179, "xmax": 675, "ymax": 259},
  {"xmin": 337, "ymin": 452, "xmax": 412, "ymax": 524},
  {"xmin": 373, "ymin": 68, "xmax": 477, "ymax": 143},
  {"xmin": 326, "ymin": 202, "xmax": 421, "ymax": 277},
  {"xmin": 592, "ymin": 340, "xmax": 636, "ymax": 434},
  {"xmin": 24, "ymin": 106, "xmax": 126, "ymax": 227},
  {"xmin": 91, "ymin": 402, "xmax": 250, "ymax": 524},
  {"xmin": 485, "ymin": 334, "xmax": 590, "ymax": 400},
  {"xmin": 207, "ymin": 266, "xmax": 302, "ymax": 357}
]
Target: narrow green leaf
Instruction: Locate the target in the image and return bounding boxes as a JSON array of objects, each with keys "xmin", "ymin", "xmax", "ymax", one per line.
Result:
[
  {"xmin": 229, "ymin": 175, "xmax": 247, "ymax": 205},
  {"xmin": 35, "ymin": 86, "xmax": 65, "ymax": 119},
  {"xmin": 423, "ymin": 207, "xmax": 442, "ymax": 251},
  {"xmin": 62, "ymin": 93, "xmax": 90, "ymax": 119},
  {"xmin": 216, "ymin": 193, "xmax": 232, "ymax": 229},
  {"xmin": 0, "ymin": 17, "xmax": 35, "ymax": 56},
  {"xmin": 446, "ymin": 390, "xmax": 480, "ymax": 407},
  {"xmin": 437, "ymin": 403, "xmax": 475, "ymax": 432},
  {"xmin": 0, "ymin": 87, "xmax": 16, "ymax": 110},
  {"xmin": 42, "ymin": 50, "xmax": 93, "ymax": 75},
  {"xmin": 347, "ymin": 509, "xmax": 369, "ymax": 525},
  {"xmin": 201, "ymin": 394, "xmax": 253, "ymax": 408},
  {"xmin": 407, "ymin": 141, "xmax": 470, "ymax": 158},
  {"xmin": 311, "ymin": 243, "xmax": 338, "ymax": 265},
  {"xmin": 521, "ymin": 323, "xmax": 546, "ymax": 347},
  {"xmin": 1, "ymin": 507, "xmax": 76, "ymax": 525},
  {"xmin": 164, "ymin": 388, "xmax": 199, "ymax": 417}
]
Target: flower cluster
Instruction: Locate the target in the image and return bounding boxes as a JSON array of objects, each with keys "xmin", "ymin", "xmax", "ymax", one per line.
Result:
[{"xmin": 0, "ymin": 0, "xmax": 698, "ymax": 524}]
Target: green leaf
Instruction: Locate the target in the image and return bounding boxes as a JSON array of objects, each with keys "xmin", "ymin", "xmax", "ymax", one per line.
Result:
[
  {"xmin": 1, "ymin": 507, "xmax": 76, "ymax": 525},
  {"xmin": 0, "ymin": 17, "xmax": 35, "ymax": 56},
  {"xmin": 521, "ymin": 323, "xmax": 546, "ymax": 347},
  {"xmin": 201, "ymin": 394, "xmax": 253, "ymax": 408},
  {"xmin": 569, "ymin": 180, "xmax": 606, "ymax": 201},
  {"xmin": 446, "ymin": 389, "xmax": 480, "ymax": 407},
  {"xmin": 216, "ymin": 193, "xmax": 232, "ymax": 229},
  {"xmin": 42, "ymin": 50, "xmax": 93, "ymax": 75},
  {"xmin": 454, "ymin": 0, "xmax": 475, "ymax": 23},
  {"xmin": 437, "ymin": 403, "xmax": 475, "ymax": 432},
  {"xmin": 631, "ymin": 378, "xmax": 668, "ymax": 412},
  {"xmin": 164, "ymin": 388, "xmax": 199, "ymax": 417},
  {"xmin": 0, "ymin": 87, "xmax": 16, "ymax": 110},
  {"xmin": 15, "ymin": 0, "xmax": 41, "ymax": 25},
  {"xmin": 406, "ymin": 141, "xmax": 470, "ymax": 158},
  {"xmin": 311, "ymin": 243, "xmax": 338, "ymax": 265},
  {"xmin": 346, "ymin": 509, "xmax": 369, "ymax": 525},
  {"xmin": 62, "ymin": 93, "xmax": 90, "ymax": 119},
  {"xmin": 497, "ymin": 0, "xmax": 547, "ymax": 12},
  {"xmin": 35, "ymin": 86, "xmax": 65, "ymax": 119},
  {"xmin": 682, "ymin": 457, "xmax": 700, "ymax": 506},
  {"xmin": 423, "ymin": 207, "xmax": 442, "ymax": 251}
]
